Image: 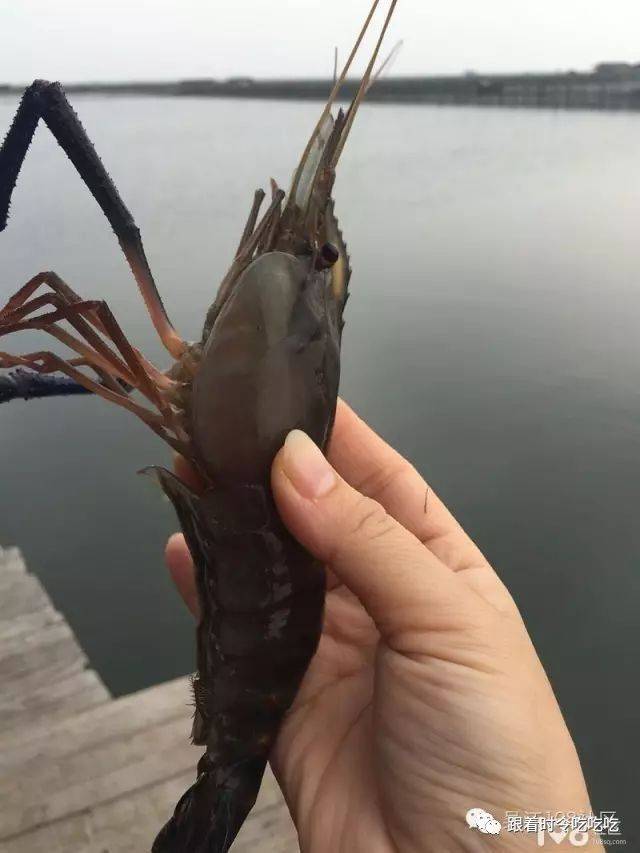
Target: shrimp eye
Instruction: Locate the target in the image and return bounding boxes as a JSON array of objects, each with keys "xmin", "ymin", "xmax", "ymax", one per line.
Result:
[{"xmin": 315, "ymin": 242, "xmax": 339, "ymax": 270}]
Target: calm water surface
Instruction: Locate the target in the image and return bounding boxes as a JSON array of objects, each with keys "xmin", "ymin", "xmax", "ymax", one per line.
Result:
[{"xmin": 1, "ymin": 96, "xmax": 638, "ymax": 841}]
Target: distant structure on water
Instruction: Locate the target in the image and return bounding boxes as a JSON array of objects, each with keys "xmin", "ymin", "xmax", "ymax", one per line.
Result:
[{"xmin": 3, "ymin": 63, "xmax": 640, "ymax": 111}]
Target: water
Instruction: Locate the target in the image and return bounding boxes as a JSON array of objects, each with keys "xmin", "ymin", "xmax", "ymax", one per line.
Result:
[{"xmin": 1, "ymin": 96, "xmax": 638, "ymax": 841}]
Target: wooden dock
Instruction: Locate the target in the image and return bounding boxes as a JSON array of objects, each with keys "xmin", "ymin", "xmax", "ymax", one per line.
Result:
[{"xmin": 0, "ymin": 545, "xmax": 298, "ymax": 852}]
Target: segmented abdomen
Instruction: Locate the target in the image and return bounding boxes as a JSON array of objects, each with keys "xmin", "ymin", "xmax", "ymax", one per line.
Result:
[
  {"xmin": 192, "ymin": 482, "xmax": 325, "ymax": 755},
  {"xmin": 151, "ymin": 469, "xmax": 325, "ymax": 852}
]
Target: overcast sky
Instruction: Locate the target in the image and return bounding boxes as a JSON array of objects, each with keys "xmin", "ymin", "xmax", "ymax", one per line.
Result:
[{"xmin": 2, "ymin": 0, "xmax": 640, "ymax": 84}]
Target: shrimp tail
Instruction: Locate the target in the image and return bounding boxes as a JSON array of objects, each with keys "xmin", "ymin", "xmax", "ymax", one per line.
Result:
[{"xmin": 152, "ymin": 754, "xmax": 266, "ymax": 853}]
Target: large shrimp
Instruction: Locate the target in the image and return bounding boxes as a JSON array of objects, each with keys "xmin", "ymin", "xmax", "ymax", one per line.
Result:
[{"xmin": 0, "ymin": 1, "xmax": 399, "ymax": 849}]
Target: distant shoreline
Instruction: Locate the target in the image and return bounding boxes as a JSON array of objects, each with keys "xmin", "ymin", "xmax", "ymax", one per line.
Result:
[{"xmin": 2, "ymin": 70, "xmax": 640, "ymax": 111}]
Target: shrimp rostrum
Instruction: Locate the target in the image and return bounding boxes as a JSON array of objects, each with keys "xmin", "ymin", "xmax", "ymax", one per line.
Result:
[{"xmin": 0, "ymin": 1, "xmax": 398, "ymax": 850}]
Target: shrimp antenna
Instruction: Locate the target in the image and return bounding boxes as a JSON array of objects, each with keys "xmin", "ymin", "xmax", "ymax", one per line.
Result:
[
  {"xmin": 333, "ymin": 46, "xmax": 339, "ymax": 86},
  {"xmin": 296, "ymin": 26, "xmax": 401, "ymax": 220},
  {"xmin": 288, "ymin": 0, "xmax": 384, "ymax": 205},
  {"xmin": 367, "ymin": 38, "xmax": 403, "ymax": 92},
  {"xmin": 330, "ymin": 0, "xmax": 399, "ymax": 168}
]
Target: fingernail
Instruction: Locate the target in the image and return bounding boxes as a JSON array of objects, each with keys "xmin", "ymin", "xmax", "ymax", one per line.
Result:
[{"xmin": 283, "ymin": 430, "xmax": 336, "ymax": 499}]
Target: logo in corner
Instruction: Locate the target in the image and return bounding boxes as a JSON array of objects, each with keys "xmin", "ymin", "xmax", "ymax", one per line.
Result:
[{"xmin": 466, "ymin": 808, "xmax": 502, "ymax": 835}]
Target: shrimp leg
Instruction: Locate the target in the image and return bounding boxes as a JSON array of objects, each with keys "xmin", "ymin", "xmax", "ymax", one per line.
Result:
[
  {"xmin": 0, "ymin": 349, "xmax": 186, "ymax": 453},
  {"xmin": 0, "ymin": 368, "xmax": 91, "ymax": 403},
  {"xmin": 0, "ymin": 81, "xmax": 185, "ymax": 357},
  {"xmin": 0, "ymin": 289, "xmax": 187, "ymax": 444}
]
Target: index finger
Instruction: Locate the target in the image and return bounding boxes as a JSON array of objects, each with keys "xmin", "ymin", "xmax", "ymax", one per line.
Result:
[{"xmin": 329, "ymin": 399, "xmax": 490, "ymax": 575}]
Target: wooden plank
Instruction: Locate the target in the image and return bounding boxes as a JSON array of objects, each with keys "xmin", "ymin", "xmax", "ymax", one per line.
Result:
[
  {"xmin": 0, "ymin": 669, "xmax": 110, "ymax": 732},
  {"xmin": 0, "ymin": 607, "xmax": 63, "ymax": 643},
  {"xmin": 0, "ymin": 714, "xmax": 197, "ymax": 838},
  {"xmin": 0, "ymin": 623, "xmax": 87, "ymax": 685},
  {"xmin": 0, "ymin": 547, "xmax": 296, "ymax": 850},
  {"xmin": 0, "ymin": 768, "xmax": 297, "ymax": 853},
  {"xmin": 0, "ymin": 659, "xmax": 89, "ymax": 725},
  {"xmin": 0, "ymin": 676, "xmax": 189, "ymax": 768},
  {"xmin": 0, "ymin": 774, "xmax": 195, "ymax": 853},
  {"xmin": 0, "ymin": 547, "xmax": 26, "ymax": 572},
  {"xmin": 0, "ymin": 544, "xmax": 109, "ymax": 741},
  {"xmin": 0, "ymin": 573, "xmax": 53, "ymax": 621},
  {"xmin": 0, "ymin": 561, "xmax": 28, "ymax": 593},
  {"xmin": 0, "ymin": 572, "xmax": 40, "ymax": 600}
]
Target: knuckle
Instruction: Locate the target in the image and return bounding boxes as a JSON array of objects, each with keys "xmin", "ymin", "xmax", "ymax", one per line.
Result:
[
  {"xmin": 358, "ymin": 457, "xmax": 414, "ymax": 501},
  {"xmin": 348, "ymin": 494, "xmax": 396, "ymax": 544}
]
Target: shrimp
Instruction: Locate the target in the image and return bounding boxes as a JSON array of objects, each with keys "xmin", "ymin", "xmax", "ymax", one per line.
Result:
[{"xmin": 0, "ymin": 1, "xmax": 399, "ymax": 849}]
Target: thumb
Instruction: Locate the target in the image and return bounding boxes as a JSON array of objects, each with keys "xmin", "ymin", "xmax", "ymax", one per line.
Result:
[{"xmin": 271, "ymin": 430, "xmax": 479, "ymax": 643}]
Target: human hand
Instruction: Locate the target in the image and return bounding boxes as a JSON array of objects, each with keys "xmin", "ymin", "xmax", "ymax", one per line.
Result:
[{"xmin": 166, "ymin": 400, "xmax": 601, "ymax": 852}]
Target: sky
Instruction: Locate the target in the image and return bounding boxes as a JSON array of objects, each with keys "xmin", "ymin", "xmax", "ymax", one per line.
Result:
[{"xmin": 2, "ymin": 0, "xmax": 640, "ymax": 84}]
